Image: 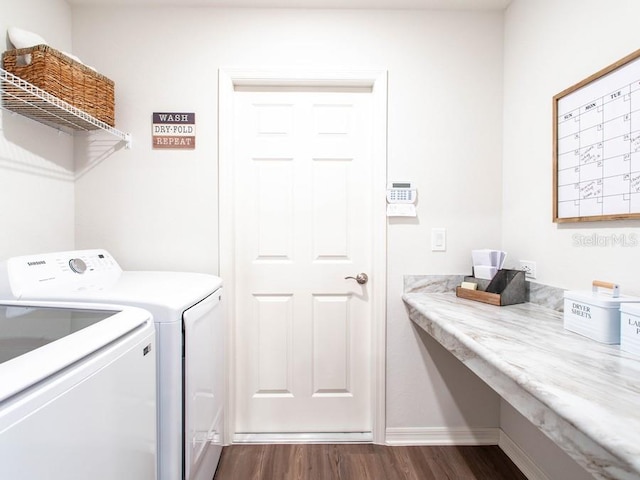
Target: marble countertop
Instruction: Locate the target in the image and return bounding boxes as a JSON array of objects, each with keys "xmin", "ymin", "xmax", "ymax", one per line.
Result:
[{"xmin": 403, "ymin": 292, "xmax": 640, "ymax": 480}]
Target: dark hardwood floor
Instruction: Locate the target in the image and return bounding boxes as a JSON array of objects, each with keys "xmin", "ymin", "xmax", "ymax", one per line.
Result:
[{"xmin": 213, "ymin": 444, "xmax": 527, "ymax": 480}]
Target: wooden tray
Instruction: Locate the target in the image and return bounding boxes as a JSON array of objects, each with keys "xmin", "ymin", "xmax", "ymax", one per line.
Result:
[
  {"xmin": 455, "ymin": 287, "xmax": 502, "ymax": 306},
  {"xmin": 455, "ymin": 269, "xmax": 526, "ymax": 306}
]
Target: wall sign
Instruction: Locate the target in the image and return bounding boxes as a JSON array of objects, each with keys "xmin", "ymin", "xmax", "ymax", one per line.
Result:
[
  {"xmin": 152, "ymin": 112, "xmax": 195, "ymax": 149},
  {"xmin": 553, "ymin": 49, "xmax": 640, "ymax": 222}
]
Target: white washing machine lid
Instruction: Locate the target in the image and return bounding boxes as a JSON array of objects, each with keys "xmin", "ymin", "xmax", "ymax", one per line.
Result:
[
  {"xmin": 0, "ymin": 250, "xmax": 222, "ymax": 322},
  {"xmin": 76, "ymin": 271, "xmax": 222, "ymax": 319},
  {"xmin": 0, "ymin": 300, "xmax": 152, "ymax": 403},
  {"xmin": 15, "ymin": 271, "xmax": 223, "ymax": 321}
]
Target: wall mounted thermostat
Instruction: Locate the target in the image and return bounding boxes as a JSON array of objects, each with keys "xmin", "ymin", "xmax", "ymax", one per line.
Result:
[{"xmin": 386, "ymin": 182, "xmax": 417, "ymax": 217}]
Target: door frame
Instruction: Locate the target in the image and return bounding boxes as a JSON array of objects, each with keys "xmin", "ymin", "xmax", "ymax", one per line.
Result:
[{"xmin": 218, "ymin": 67, "xmax": 388, "ymax": 445}]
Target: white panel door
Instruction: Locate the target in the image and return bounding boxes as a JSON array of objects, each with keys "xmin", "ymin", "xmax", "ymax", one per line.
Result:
[{"xmin": 234, "ymin": 88, "xmax": 373, "ymax": 434}]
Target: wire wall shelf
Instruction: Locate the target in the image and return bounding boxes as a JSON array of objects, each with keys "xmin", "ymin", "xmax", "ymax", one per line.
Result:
[{"xmin": 0, "ymin": 68, "xmax": 131, "ymax": 148}]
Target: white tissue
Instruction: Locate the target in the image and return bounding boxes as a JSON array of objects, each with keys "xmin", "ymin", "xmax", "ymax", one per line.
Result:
[
  {"xmin": 61, "ymin": 52, "xmax": 96, "ymax": 70},
  {"xmin": 472, "ymin": 249, "xmax": 506, "ymax": 269},
  {"xmin": 8, "ymin": 26, "xmax": 48, "ymax": 49},
  {"xmin": 61, "ymin": 51, "xmax": 81, "ymax": 63},
  {"xmin": 7, "ymin": 26, "xmax": 98, "ymax": 72},
  {"xmin": 471, "ymin": 249, "xmax": 506, "ymax": 280},
  {"xmin": 474, "ymin": 265, "xmax": 498, "ymax": 280}
]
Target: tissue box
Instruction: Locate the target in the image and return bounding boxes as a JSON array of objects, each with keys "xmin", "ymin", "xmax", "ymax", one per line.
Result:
[
  {"xmin": 564, "ymin": 286, "xmax": 640, "ymax": 344},
  {"xmin": 620, "ymin": 304, "xmax": 640, "ymax": 355}
]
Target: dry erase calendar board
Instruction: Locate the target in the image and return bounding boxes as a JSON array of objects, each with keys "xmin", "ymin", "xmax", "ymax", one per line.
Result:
[{"xmin": 553, "ymin": 49, "xmax": 640, "ymax": 222}]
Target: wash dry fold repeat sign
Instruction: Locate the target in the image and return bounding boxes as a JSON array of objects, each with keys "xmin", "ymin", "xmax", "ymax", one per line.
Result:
[{"xmin": 152, "ymin": 112, "xmax": 196, "ymax": 149}]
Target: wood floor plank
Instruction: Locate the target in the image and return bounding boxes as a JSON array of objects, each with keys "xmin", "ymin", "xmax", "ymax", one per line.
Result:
[
  {"xmin": 213, "ymin": 444, "xmax": 527, "ymax": 480},
  {"xmin": 383, "ymin": 445, "xmax": 435, "ymax": 480}
]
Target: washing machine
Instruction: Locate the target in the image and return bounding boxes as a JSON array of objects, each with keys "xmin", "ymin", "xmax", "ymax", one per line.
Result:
[
  {"xmin": 0, "ymin": 300, "xmax": 156, "ymax": 480},
  {"xmin": 0, "ymin": 249, "xmax": 224, "ymax": 480}
]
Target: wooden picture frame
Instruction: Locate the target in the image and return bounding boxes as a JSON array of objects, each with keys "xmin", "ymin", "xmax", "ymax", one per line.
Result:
[{"xmin": 553, "ymin": 48, "xmax": 640, "ymax": 222}]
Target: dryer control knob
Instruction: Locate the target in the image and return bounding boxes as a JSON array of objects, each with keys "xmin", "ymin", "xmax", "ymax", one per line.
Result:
[{"xmin": 69, "ymin": 258, "xmax": 87, "ymax": 274}]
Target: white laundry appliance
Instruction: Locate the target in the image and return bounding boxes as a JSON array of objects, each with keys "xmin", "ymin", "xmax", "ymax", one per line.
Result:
[
  {"xmin": 0, "ymin": 300, "xmax": 156, "ymax": 480},
  {"xmin": 0, "ymin": 249, "xmax": 224, "ymax": 480}
]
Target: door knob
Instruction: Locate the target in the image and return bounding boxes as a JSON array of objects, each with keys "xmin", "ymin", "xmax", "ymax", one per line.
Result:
[{"xmin": 345, "ymin": 273, "xmax": 368, "ymax": 285}]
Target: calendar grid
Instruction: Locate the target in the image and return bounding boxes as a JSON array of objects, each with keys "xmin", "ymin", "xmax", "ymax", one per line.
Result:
[{"xmin": 554, "ymin": 48, "xmax": 640, "ymax": 222}]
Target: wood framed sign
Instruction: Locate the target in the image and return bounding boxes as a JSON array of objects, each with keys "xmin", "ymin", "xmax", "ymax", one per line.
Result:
[
  {"xmin": 553, "ymin": 49, "xmax": 640, "ymax": 222},
  {"xmin": 152, "ymin": 112, "xmax": 196, "ymax": 149}
]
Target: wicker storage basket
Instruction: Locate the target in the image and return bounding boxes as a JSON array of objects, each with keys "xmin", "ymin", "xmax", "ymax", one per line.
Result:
[{"xmin": 2, "ymin": 44, "xmax": 115, "ymax": 127}]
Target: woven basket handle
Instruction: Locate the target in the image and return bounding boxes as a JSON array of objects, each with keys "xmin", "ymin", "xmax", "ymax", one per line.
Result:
[{"xmin": 592, "ymin": 280, "xmax": 620, "ymax": 297}]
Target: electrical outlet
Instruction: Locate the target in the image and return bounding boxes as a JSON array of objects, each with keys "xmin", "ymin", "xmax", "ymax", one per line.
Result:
[{"xmin": 519, "ymin": 260, "xmax": 536, "ymax": 280}]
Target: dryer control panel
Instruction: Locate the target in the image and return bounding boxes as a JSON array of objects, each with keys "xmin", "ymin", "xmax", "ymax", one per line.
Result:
[{"xmin": 0, "ymin": 249, "xmax": 123, "ymax": 298}]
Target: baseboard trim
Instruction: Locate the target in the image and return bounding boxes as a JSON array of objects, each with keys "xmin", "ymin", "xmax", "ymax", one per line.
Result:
[
  {"xmin": 498, "ymin": 430, "xmax": 551, "ymax": 480},
  {"xmin": 385, "ymin": 427, "xmax": 550, "ymax": 479},
  {"xmin": 233, "ymin": 432, "xmax": 373, "ymax": 444},
  {"xmin": 385, "ymin": 427, "xmax": 500, "ymax": 445}
]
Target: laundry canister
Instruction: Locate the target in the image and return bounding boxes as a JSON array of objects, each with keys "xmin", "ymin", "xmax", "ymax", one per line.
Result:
[
  {"xmin": 620, "ymin": 303, "xmax": 640, "ymax": 355},
  {"xmin": 563, "ymin": 281, "xmax": 640, "ymax": 344}
]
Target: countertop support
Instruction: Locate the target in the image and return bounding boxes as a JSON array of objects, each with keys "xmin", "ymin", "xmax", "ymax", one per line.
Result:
[{"xmin": 403, "ymin": 292, "xmax": 640, "ymax": 480}]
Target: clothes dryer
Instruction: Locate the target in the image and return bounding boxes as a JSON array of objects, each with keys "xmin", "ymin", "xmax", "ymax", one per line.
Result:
[{"xmin": 0, "ymin": 249, "xmax": 224, "ymax": 480}]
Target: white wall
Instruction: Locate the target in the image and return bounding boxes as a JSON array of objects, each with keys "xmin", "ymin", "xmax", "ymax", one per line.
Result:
[
  {"xmin": 502, "ymin": 0, "xmax": 640, "ymax": 477},
  {"xmin": 71, "ymin": 6, "xmax": 505, "ymax": 433},
  {"xmin": 503, "ymin": 0, "xmax": 640, "ymax": 295},
  {"xmin": 0, "ymin": 0, "xmax": 75, "ymax": 259}
]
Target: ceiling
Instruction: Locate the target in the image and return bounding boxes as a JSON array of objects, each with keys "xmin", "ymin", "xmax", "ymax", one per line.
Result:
[{"xmin": 65, "ymin": 0, "xmax": 512, "ymax": 10}]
